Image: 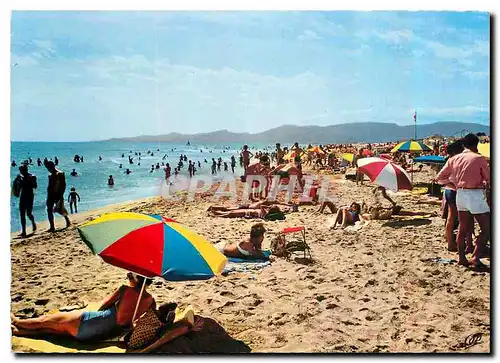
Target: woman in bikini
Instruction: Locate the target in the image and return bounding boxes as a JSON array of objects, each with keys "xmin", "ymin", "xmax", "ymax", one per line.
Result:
[
  {"xmin": 11, "ymin": 273, "xmax": 155, "ymax": 342},
  {"xmin": 330, "ymin": 202, "xmax": 363, "ymax": 229},
  {"xmin": 222, "ymin": 223, "xmax": 271, "ymax": 260}
]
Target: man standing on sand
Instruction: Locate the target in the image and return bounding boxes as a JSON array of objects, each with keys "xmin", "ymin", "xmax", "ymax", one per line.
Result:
[
  {"xmin": 45, "ymin": 161, "xmax": 71, "ymax": 232},
  {"xmin": 434, "ymin": 133, "xmax": 490, "ymax": 268},
  {"xmin": 276, "ymin": 143, "xmax": 285, "ymax": 164},
  {"xmin": 241, "ymin": 145, "xmax": 253, "ymax": 174},
  {"xmin": 13, "ymin": 164, "xmax": 37, "ymax": 238},
  {"xmin": 354, "ymin": 148, "xmax": 365, "ymax": 185},
  {"xmin": 291, "ymin": 142, "xmax": 304, "ymax": 169}
]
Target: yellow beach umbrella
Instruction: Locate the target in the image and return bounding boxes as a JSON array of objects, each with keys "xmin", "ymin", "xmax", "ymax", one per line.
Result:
[
  {"xmin": 391, "ymin": 140, "xmax": 433, "ymax": 153},
  {"xmin": 478, "ymin": 143, "xmax": 490, "ymax": 158}
]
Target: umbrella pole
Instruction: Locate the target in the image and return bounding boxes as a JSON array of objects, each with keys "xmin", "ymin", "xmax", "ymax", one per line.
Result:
[{"xmin": 132, "ymin": 278, "xmax": 147, "ymax": 324}]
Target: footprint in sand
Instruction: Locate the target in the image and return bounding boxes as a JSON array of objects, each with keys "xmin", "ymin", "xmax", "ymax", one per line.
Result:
[
  {"xmin": 34, "ymin": 299, "xmax": 50, "ymax": 306},
  {"xmin": 12, "ymin": 293, "xmax": 24, "ymax": 302},
  {"xmin": 219, "ymin": 290, "xmax": 237, "ymax": 298},
  {"xmin": 216, "ymin": 300, "xmax": 237, "ymax": 314}
]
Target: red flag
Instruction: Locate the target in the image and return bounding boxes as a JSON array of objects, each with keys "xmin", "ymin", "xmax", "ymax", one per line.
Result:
[{"xmin": 413, "ymin": 110, "xmax": 417, "ymax": 122}]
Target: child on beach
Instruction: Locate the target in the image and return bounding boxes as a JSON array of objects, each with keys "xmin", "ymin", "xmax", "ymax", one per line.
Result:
[{"xmin": 68, "ymin": 187, "xmax": 81, "ymax": 214}]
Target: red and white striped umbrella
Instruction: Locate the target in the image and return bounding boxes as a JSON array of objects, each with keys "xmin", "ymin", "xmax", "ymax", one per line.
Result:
[{"xmin": 357, "ymin": 157, "xmax": 412, "ymax": 191}]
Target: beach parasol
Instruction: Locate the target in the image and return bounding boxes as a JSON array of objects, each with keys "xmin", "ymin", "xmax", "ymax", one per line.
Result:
[
  {"xmin": 77, "ymin": 212, "xmax": 227, "ymax": 320},
  {"xmin": 391, "ymin": 140, "xmax": 432, "ymax": 153},
  {"xmin": 357, "ymin": 157, "xmax": 412, "ymax": 192},
  {"xmin": 478, "ymin": 143, "xmax": 490, "ymax": 158}
]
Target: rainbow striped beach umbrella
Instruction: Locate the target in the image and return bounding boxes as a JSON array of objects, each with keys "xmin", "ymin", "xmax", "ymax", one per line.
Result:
[
  {"xmin": 77, "ymin": 212, "xmax": 227, "ymax": 281},
  {"xmin": 391, "ymin": 140, "xmax": 432, "ymax": 153}
]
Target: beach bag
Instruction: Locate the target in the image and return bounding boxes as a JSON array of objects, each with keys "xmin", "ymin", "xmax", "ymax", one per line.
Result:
[
  {"xmin": 125, "ymin": 308, "xmax": 163, "ymax": 350},
  {"xmin": 12, "ymin": 175, "xmax": 22, "ymax": 198}
]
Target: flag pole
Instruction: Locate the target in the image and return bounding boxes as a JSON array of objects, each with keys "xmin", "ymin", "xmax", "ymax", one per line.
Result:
[{"xmin": 414, "ymin": 109, "xmax": 417, "ymax": 141}]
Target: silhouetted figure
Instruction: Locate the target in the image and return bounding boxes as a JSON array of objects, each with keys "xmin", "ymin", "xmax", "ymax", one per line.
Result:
[
  {"xmin": 68, "ymin": 187, "xmax": 81, "ymax": 214},
  {"xmin": 12, "ymin": 164, "xmax": 37, "ymax": 238},
  {"xmin": 45, "ymin": 161, "xmax": 71, "ymax": 232}
]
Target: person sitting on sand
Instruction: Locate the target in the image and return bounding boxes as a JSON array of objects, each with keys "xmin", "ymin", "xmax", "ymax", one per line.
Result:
[
  {"xmin": 11, "ymin": 273, "xmax": 155, "ymax": 342},
  {"xmin": 223, "ymin": 223, "xmax": 273, "ymax": 260},
  {"xmin": 330, "ymin": 202, "xmax": 363, "ymax": 229}
]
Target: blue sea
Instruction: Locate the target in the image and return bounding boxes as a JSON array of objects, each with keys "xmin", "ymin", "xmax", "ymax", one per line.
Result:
[{"xmin": 10, "ymin": 141, "xmax": 269, "ymax": 232}]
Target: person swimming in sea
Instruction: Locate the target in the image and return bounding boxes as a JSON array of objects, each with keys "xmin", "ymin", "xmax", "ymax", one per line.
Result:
[
  {"xmin": 99, "ymin": 156, "xmax": 102, "ymax": 161},
  {"xmin": 224, "ymin": 162, "xmax": 228, "ymax": 171},
  {"xmin": 11, "ymin": 160, "xmax": 16, "ymax": 167},
  {"xmin": 125, "ymin": 169, "xmax": 132, "ymax": 175},
  {"xmin": 67, "ymin": 187, "xmax": 81, "ymax": 214},
  {"xmin": 54, "ymin": 156, "xmax": 59, "ymax": 166},
  {"xmin": 119, "ymin": 164, "xmax": 123, "ymax": 169},
  {"xmin": 70, "ymin": 169, "xmax": 78, "ymax": 177},
  {"xmin": 37, "ymin": 158, "xmax": 42, "ymax": 167},
  {"xmin": 108, "ymin": 175, "xmax": 114, "ymax": 187}
]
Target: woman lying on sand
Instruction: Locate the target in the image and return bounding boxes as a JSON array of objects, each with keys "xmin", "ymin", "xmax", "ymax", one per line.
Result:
[
  {"xmin": 364, "ymin": 205, "xmax": 438, "ymax": 220},
  {"xmin": 222, "ymin": 223, "xmax": 274, "ymax": 261},
  {"xmin": 11, "ymin": 273, "xmax": 155, "ymax": 342},
  {"xmin": 207, "ymin": 200, "xmax": 289, "ymax": 212},
  {"xmin": 329, "ymin": 203, "xmax": 438, "ymax": 229},
  {"xmin": 209, "ymin": 203, "xmax": 291, "ymax": 219}
]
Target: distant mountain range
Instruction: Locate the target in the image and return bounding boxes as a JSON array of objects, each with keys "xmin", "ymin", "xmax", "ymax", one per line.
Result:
[{"xmin": 105, "ymin": 122, "xmax": 490, "ymax": 144}]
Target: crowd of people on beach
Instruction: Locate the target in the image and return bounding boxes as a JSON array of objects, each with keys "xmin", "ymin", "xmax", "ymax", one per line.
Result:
[
  {"xmin": 10, "ymin": 132, "xmax": 491, "ymax": 350},
  {"xmin": 208, "ymin": 134, "xmax": 491, "ymax": 270}
]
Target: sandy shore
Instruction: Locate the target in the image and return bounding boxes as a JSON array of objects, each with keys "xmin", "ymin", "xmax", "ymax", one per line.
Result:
[{"xmin": 10, "ymin": 169, "xmax": 490, "ymax": 353}]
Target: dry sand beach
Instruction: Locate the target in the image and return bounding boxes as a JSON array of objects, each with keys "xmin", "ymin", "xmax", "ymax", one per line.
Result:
[{"xmin": 10, "ymin": 169, "xmax": 490, "ymax": 353}]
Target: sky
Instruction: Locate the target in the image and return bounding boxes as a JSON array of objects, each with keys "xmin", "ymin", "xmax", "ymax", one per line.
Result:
[{"xmin": 10, "ymin": 11, "xmax": 490, "ymax": 141}]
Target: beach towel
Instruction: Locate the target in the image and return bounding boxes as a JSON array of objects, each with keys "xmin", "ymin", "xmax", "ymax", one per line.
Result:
[
  {"xmin": 343, "ymin": 220, "xmax": 370, "ymax": 233},
  {"xmin": 11, "ymin": 303, "xmax": 193, "ymax": 353},
  {"xmin": 221, "ymin": 250, "xmax": 272, "ymax": 275}
]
